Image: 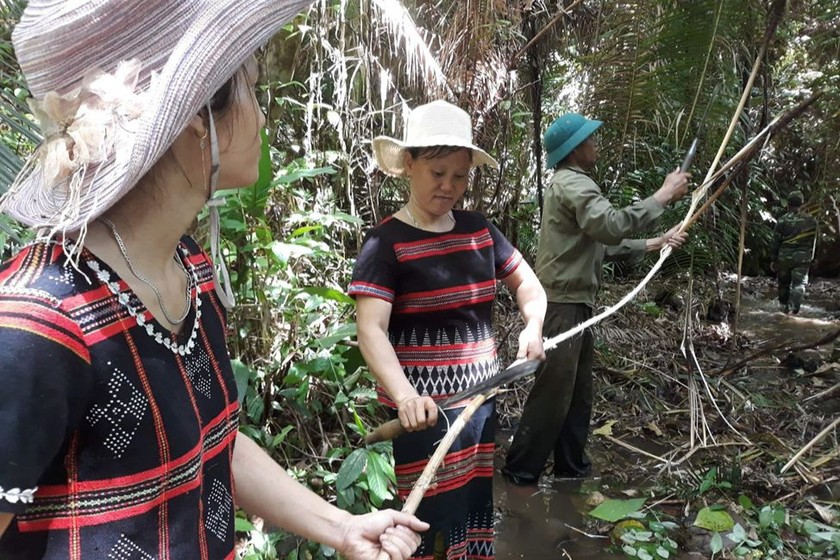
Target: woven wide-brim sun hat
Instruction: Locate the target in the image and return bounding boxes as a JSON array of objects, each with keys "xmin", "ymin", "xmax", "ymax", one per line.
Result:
[
  {"xmin": 543, "ymin": 113, "xmax": 602, "ymax": 169},
  {"xmin": 3, "ymin": 0, "xmax": 314, "ymax": 233},
  {"xmin": 371, "ymin": 100, "xmax": 498, "ymax": 178}
]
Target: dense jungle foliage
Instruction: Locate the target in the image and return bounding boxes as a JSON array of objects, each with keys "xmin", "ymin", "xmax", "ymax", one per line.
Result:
[{"xmin": 1, "ymin": 0, "xmax": 838, "ymax": 558}]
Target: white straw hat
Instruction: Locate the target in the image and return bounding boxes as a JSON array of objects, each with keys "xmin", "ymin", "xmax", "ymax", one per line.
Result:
[
  {"xmin": 2, "ymin": 0, "xmax": 314, "ymax": 232},
  {"xmin": 371, "ymin": 100, "xmax": 498, "ymax": 178}
]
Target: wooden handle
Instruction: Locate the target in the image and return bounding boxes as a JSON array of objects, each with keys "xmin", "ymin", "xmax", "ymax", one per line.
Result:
[
  {"xmin": 364, "ymin": 418, "xmax": 405, "ymax": 444},
  {"xmin": 374, "ymin": 392, "xmax": 492, "ymax": 560}
]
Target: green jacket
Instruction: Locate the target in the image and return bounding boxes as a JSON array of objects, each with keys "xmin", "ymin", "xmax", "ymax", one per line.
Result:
[
  {"xmin": 535, "ymin": 166, "xmax": 664, "ymax": 306},
  {"xmin": 772, "ymin": 209, "xmax": 817, "ymax": 266}
]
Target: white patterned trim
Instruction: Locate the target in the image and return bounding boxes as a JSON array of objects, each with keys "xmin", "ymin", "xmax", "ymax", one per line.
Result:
[
  {"xmin": 86, "ymin": 248, "xmax": 201, "ymax": 356},
  {"xmin": 0, "ymin": 485, "xmax": 37, "ymax": 504},
  {"xmin": 0, "ymin": 285, "xmax": 61, "ymax": 306}
]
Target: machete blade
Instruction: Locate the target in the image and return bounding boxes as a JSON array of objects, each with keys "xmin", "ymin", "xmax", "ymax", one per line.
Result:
[{"xmin": 439, "ymin": 358, "xmax": 540, "ymax": 408}]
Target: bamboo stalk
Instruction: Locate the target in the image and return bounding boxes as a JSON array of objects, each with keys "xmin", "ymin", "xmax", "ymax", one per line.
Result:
[
  {"xmin": 697, "ymin": 0, "xmax": 785, "ymax": 186},
  {"xmin": 682, "ymin": 92, "xmax": 822, "ymax": 231},
  {"xmin": 675, "ymin": 0, "xmax": 787, "ymax": 236},
  {"xmin": 729, "ymin": 180, "xmax": 749, "ymax": 364}
]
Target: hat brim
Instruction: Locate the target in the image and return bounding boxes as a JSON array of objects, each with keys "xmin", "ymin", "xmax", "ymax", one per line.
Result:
[
  {"xmin": 5, "ymin": 0, "xmax": 314, "ymax": 231},
  {"xmin": 371, "ymin": 135, "xmax": 498, "ymax": 178},
  {"xmin": 545, "ymin": 119, "xmax": 602, "ymax": 169}
]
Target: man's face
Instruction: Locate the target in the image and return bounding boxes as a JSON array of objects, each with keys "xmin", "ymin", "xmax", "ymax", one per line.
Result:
[{"xmin": 571, "ymin": 136, "xmax": 598, "ymax": 171}]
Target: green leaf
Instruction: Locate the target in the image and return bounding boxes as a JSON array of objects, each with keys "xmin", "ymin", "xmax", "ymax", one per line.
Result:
[
  {"xmin": 235, "ymin": 516, "xmax": 255, "ymax": 532},
  {"xmin": 366, "ymin": 451, "xmax": 392, "ymax": 503},
  {"xmin": 314, "ymin": 322, "xmax": 358, "ymax": 349},
  {"xmin": 244, "ymin": 393, "xmax": 264, "ymax": 424},
  {"xmin": 270, "ymin": 241, "xmax": 315, "ymax": 263},
  {"xmin": 230, "ymin": 359, "xmax": 256, "ymax": 406},
  {"xmin": 271, "ymin": 165, "xmax": 337, "ymax": 186},
  {"xmin": 336, "ymin": 448, "xmax": 367, "ymax": 491},
  {"xmin": 759, "ymin": 506, "xmax": 773, "ymax": 528},
  {"xmin": 337, "ymin": 486, "xmax": 356, "ymax": 509},
  {"xmin": 710, "ymin": 532, "xmax": 723, "ymax": 554},
  {"xmin": 351, "ymin": 406, "xmax": 366, "ymax": 435},
  {"xmin": 271, "ymin": 426, "xmax": 295, "ymax": 449},
  {"xmin": 729, "ymin": 523, "xmax": 747, "ymax": 543},
  {"xmin": 695, "ymin": 507, "xmax": 735, "ymax": 532},
  {"xmin": 330, "ymin": 210, "xmax": 364, "ymax": 225},
  {"xmin": 772, "ymin": 506, "xmax": 787, "ymax": 526},
  {"xmin": 738, "ymin": 495, "xmax": 754, "ymax": 510},
  {"xmin": 299, "ymin": 286, "xmax": 355, "ymax": 306},
  {"xmin": 588, "ymin": 498, "xmax": 647, "ymax": 522},
  {"xmin": 811, "ymin": 531, "xmax": 840, "ymax": 543},
  {"xmin": 290, "ymin": 225, "xmax": 324, "ymax": 238}
]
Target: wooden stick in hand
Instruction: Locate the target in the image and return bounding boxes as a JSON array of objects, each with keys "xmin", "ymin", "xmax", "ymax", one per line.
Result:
[{"xmin": 374, "ymin": 391, "xmax": 492, "ymax": 560}]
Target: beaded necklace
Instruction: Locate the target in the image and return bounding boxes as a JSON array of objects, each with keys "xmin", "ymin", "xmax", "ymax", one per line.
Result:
[{"xmin": 86, "ymin": 248, "xmax": 201, "ymax": 356}]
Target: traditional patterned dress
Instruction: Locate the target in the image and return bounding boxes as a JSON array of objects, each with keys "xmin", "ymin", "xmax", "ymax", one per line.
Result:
[
  {"xmin": 349, "ymin": 210, "xmax": 522, "ymax": 560},
  {"xmin": 0, "ymin": 238, "xmax": 239, "ymax": 560}
]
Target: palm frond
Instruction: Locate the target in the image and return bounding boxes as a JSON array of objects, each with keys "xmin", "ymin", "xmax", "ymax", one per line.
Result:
[{"xmin": 370, "ymin": 0, "xmax": 450, "ymax": 94}]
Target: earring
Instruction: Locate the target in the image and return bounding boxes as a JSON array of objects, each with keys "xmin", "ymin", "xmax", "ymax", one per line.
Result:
[{"xmin": 199, "ymin": 130, "xmax": 208, "ymax": 151}]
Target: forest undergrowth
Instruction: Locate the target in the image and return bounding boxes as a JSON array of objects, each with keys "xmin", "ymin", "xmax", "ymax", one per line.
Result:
[{"xmin": 494, "ymin": 274, "xmax": 840, "ymax": 559}]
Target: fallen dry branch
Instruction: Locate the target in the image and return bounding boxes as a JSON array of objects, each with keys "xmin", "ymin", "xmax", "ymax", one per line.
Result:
[
  {"xmin": 718, "ymin": 327, "xmax": 840, "ymax": 378},
  {"xmin": 804, "ymin": 380, "xmax": 840, "ymax": 402},
  {"xmin": 780, "ymin": 416, "xmax": 840, "ymax": 475},
  {"xmin": 509, "ymin": 0, "xmax": 584, "ymax": 68},
  {"xmin": 603, "ymin": 434, "xmax": 670, "ymax": 464}
]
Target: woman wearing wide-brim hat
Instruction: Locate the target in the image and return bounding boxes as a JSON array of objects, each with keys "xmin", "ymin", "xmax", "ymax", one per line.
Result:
[
  {"xmin": 0, "ymin": 2, "xmax": 427, "ymax": 558},
  {"xmin": 349, "ymin": 100, "xmax": 546, "ymax": 559}
]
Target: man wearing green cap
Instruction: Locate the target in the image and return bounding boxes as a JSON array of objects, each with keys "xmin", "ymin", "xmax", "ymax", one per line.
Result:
[
  {"xmin": 502, "ymin": 113, "xmax": 691, "ymax": 484},
  {"xmin": 771, "ymin": 190, "xmax": 817, "ymax": 314}
]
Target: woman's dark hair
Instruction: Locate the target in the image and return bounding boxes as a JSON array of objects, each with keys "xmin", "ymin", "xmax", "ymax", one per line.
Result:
[
  {"xmin": 140, "ymin": 66, "xmax": 252, "ymax": 194},
  {"xmin": 406, "ymin": 145, "xmax": 473, "ymax": 161},
  {"xmin": 206, "ymin": 64, "xmax": 261, "ymax": 146},
  {"xmin": 208, "ymin": 72, "xmax": 240, "ymax": 116}
]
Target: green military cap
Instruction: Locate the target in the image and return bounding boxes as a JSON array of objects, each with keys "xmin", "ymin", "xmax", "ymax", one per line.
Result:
[{"xmin": 544, "ymin": 113, "xmax": 602, "ymax": 169}]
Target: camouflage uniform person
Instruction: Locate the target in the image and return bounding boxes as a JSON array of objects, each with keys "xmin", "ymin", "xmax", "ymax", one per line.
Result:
[{"xmin": 771, "ymin": 190, "xmax": 817, "ymax": 314}]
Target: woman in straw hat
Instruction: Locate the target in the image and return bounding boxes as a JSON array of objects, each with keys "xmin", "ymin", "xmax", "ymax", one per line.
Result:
[
  {"xmin": 348, "ymin": 100, "xmax": 547, "ymax": 559},
  {"xmin": 0, "ymin": 1, "xmax": 428, "ymax": 558}
]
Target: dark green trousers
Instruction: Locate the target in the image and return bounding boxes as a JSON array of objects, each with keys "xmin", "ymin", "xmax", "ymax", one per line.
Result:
[
  {"xmin": 777, "ymin": 262, "xmax": 809, "ymax": 311},
  {"xmin": 504, "ymin": 302, "xmax": 593, "ymax": 481}
]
